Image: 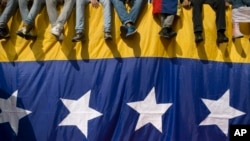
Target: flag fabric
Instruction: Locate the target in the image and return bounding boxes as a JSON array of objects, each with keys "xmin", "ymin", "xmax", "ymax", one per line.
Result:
[
  {"xmin": 0, "ymin": 59, "xmax": 249, "ymax": 141},
  {"xmin": 0, "ymin": 3, "xmax": 250, "ymax": 141},
  {"xmin": 152, "ymin": 0, "xmax": 178, "ymax": 14}
]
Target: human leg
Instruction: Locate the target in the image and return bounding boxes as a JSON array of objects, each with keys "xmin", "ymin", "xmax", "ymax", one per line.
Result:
[
  {"xmin": 72, "ymin": 0, "xmax": 88, "ymax": 42},
  {"xmin": 18, "ymin": 0, "xmax": 29, "ymax": 21},
  {"xmin": 158, "ymin": 14, "xmax": 176, "ymax": 39},
  {"xmin": 45, "ymin": 0, "xmax": 58, "ymax": 27},
  {"xmin": 0, "ymin": 0, "xmax": 18, "ymax": 39},
  {"xmin": 56, "ymin": 0, "xmax": 75, "ymax": 27},
  {"xmin": 191, "ymin": 0, "xmax": 204, "ymax": 43},
  {"xmin": 209, "ymin": 0, "xmax": 228, "ymax": 43},
  {"xmin": 100, "ymin": 0, "xmax": 112, "ymax": 39},
  {"xmin": 128, "ymin": 0, "xmax": 147, "ymax": 24}
]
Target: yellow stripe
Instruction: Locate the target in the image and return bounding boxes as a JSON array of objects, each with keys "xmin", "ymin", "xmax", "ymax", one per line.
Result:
[{"xmin": 0, "ymin": 4, "xmax": 250, "ymax": 63}]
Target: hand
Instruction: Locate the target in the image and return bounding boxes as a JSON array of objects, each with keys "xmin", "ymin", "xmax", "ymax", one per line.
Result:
[
  {"xmin": 91, "ymin": 0, "xmax": 99, "ymax": 8},
  {"xmin": 182, "ymin": 0, "xmax": 191, "ymax": 9},
  {"xmin": 225, "ymin": 1, "xmax": 230, "ymax": 8},
  {"xmin": 0, "ymin": 0, "xmax": 7, "ymax": 7},
  {"xmin": 57, "ymin": 0, "xmax": 64, "ymax": 5}
]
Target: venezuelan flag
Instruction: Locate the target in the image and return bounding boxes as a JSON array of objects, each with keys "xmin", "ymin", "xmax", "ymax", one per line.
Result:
[{"xmin": 0, "ymin": 3, "xmax": 250, "ymax": 141}]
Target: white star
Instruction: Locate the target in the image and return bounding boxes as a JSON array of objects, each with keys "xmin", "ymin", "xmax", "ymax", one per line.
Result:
[
  {"xmin": 0, "ymin": 90, "xmax": 32, "ymax": 135},
  {"xmin": 127, "ymin": 87, "xmax": 172, "ymax": 133},
  {"xmin": 59, "ymin": 90, "xmax": 102, "ymax": 138},
  {"xmin": 199, "ymin": 89, "xmax": 246, "ymax": 135}
]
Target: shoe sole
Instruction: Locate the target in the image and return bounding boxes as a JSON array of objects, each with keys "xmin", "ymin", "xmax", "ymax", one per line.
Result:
[
  {"xmin": 160, "ymin": 33, "xmax": 177, "ymax": 39},
  {"xmin": 126, "ymin": 29, "xmax": 137, "ymax": 37},
  {"xmin": 0, "ymin": 34, "xmax": 10, "ymax": 39},
  {"xmin": 104, "ymin": 36, "xmax": 112, "ymax": 40},
  {"xmin": 16, "ymin": 32, "xmax": 25, "ymax": 38}
]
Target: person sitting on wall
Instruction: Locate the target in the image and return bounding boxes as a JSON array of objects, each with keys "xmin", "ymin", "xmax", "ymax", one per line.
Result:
[
  {"xmin": 111, "ymin": 0, "xmax": 147, "ymax": 37},
  {"xmin": 45, "ymin": 0, "xmax": 75, "ymax": 41},
  {"xmin": 182, "ymin": 0, "xmax": 229, "ymax": 44},
  {"xmin": 0, "ymin": 0, "xmax": 18, "ymax": 39},
  {"xmin": 72, "ymin": 0, "xmax": 112, "ymax": 42},
  {"xmin": 152, "ymin": 0, "xmax": 178, "ymax": 39},
  {"xmin": 228, "ymin": 0, "xmax": 250, "ymax": 39},
  {"xmin": 16, "ymin": 0, "xmax": 45, "ymax": 40}
]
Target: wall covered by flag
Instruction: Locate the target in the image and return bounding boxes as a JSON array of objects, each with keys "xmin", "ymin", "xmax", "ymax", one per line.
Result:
[{"xmin": 0, "ymin": 3, "xmax": 250, "ymax": 141}]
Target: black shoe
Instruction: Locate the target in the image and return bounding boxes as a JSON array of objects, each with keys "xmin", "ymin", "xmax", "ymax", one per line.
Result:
[
  {"xmin": 217, "ymin": 32, "xmax": 228, "ymax": 43},
  {"xmin": 72, "ymin": 33, "xmax": 85, "ymax": 42},
  {"xmin": 0, "ymin": 27, "xmax": 10, "ymax": 39},
  {"xmin": 120, "ymin": 25, "xmax": 127, "ymax": 36},
  {"xmin": 194, "ymin": 32, "xmax": 203, "ymax": 43},
  {"xmin": 159, "ymin": 27, "xmax": 176, "ymax": 39}
]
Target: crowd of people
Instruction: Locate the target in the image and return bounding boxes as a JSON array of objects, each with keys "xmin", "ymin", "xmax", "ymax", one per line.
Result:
[{"xmin": 0, "ymin": 0, "xmax": 249, "ymax": 44}]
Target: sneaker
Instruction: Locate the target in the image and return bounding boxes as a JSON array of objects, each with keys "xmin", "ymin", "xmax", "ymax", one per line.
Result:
[
  {"xmin": 194, "ymin": 32, "xmax": 203, "ymax": 43},
  {"xmin": 159, "ymin": 27, "xmax": 176, "ymax": 39},
  {"xmin": 217, "ymin": 32, "xmax": 229, "ymax": 43},
  {"xmin": 16, "ymin": 27, "xmax": 26, "ymax": 38},
  {"xmin": 16, "ymin": 24, "xmax": 33, "ymax": 38},
  {"xmin": 72, "ymin": 33, "xmax": 85, "ymax": 42},
  {"xmin": 51, "ymin": 24, "xmax": 63, "ymax": 37},
  {"xmin": 104, "ymin": 32, "xmax": 112, "ymax": 40},
  {"xmin": 0, "ymin": 27, "xmax": 10, "ymax": 39},
  {"xmin": 120, "ymin": 25, "xmax": 127, "ymax": 36},
  {"xmin": 126, "ymin": 25, "xmax": 137, "ymax": 37},
  {"xmin": 25, "ymin": 29, "xmax": 37, "ymax": 40}
]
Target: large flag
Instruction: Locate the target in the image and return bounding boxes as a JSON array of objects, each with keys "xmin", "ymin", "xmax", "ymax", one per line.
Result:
[{"xmin": 0, "ymin": 3, "xmax": 250, "ymax": 141}]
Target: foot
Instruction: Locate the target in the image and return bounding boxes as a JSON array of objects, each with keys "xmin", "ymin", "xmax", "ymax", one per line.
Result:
[
  {"xmin": 232, "ymin": 32, "xmax": 243, "ymax": 39},
  {"xmin": 194, "ymin": 32, "xmax": 203, "ymax": 43},
  {"xmin": 159, "ymin": 27, "xmax": 177, "ymax": 39},
  {"xmin": 25, "ymin": 29, "xmax": 37, "ymax": 40},
  {"xmin": 217, "ymin": 32, "xmax": 229, "ymax": 43},
  {"xmin": 51, "ymin": 24, "xmax": 63, "ymax": 37},
  {"xmin": 126, "ymin": 25, "xmax": 137, "ymax": 37},
  {"xmin": 16, "ymin": 27, "xmax": 26, "ymax": 38},
  {"xmin": 16, "ymin": 24, "xmax": 33, "ymax": 38},
  {"xmin": 72, "ymin": 33, "xmax": 84, "ymax": 42},
  {"xmin": 0, "ymin": 27, "xmax": 10, "ymax": 39},
  {"xmin": 120, "ymin": 25, "xmax": 127, "ymax": 36},
  {"xmin": 104, "ymin": 32, "xmax": 112, "ymax": 40}
]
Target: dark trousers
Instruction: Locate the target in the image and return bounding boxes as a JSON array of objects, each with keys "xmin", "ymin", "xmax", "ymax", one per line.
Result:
[{"xmin": 191, "ymin": 0, "xmax": 226, "ymax": 33}]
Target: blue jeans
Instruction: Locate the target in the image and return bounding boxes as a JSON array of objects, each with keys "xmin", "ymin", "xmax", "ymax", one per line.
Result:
[
  {"xmin": 45, "ymin": 0, "xmax": 75, "ymax": 27},
  {"xmin": 0, "ymin": 0, "xmax": 18, "ymax": 27},
  {"xmin": 111, "ymin": 0, "xmax": 147, "ymax": 25},
  {"xmin": 18, "ymin": 0, "xmax": 45, "ymax": 26},
  {"xmin": 75, "ymin": 0, "xmax": 111, "ymax": 33}
]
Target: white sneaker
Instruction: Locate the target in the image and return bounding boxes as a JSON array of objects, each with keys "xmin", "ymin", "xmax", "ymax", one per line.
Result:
[{"xmin": 51, "ymin": 24, "xmax": 63, "ymax": 37}]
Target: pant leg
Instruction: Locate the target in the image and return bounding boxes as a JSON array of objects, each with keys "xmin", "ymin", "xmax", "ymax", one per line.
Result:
[
  {"xmin": 128, "ymin": 0, "xmax": 147, "ymax": 24},
  {"xmin": 208, "ymin": 0, "xmax": 226, "ymax": 31},
  {"xmin": 100, "ymin": 0, "xmax": 111, "ymax": 32},
  {"xmin": 56, "ymin": 0, "xmax": 76, "ymax": 26},
  {"xmin": 18, "ymin": 0, "xmax": 29, "ymax": 21},
  {"xmin": 24, "ymin": 0, "xmax": 45, "ymax": 25},
  {"xmin": 0, "ymin": 0, "xmax": 18, "ymax": 27},
  {"xmin": 45, "ymin": 0, "xmax": 58, "ymax": 27},
  {"xmin": 191, "ymin": 0, "xmax": 204, "ymax": 32},
  {"xmin": 160, "ymin": 14, "xmax": 174, "ymax": 28},
  {"xmin": 242, "ymin": 0, "xmax": 250, "ymax": 6},
  {"xmin": 75, "ymin": 0, "xmax": 88, "ymax": 33},
  {"xmin": 111, "ymin": 0, "xmax": 130, "ymax": 25}
]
